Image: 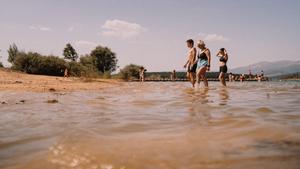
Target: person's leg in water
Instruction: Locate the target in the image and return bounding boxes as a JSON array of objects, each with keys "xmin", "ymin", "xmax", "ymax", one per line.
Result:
[
  {"xmin": 188, "ymin": 65, "xmax": 196, "ymax": 87},
  {"xmin": 202, "ymin": 72, "xmax": 208, "ymax": 87},
  {"xmin": 197, "ymin": 66, "xmax": 208, "ymax": 87},
  {"xmin": 219, "ymin": 72, "xmax": 226, "ymax": 86},
  {"xmin": 190, "ymin": 72, "xmax": 196, "ymax": 87},
  {"xmin": 196, "ymin": 68, "xmax": 201, "ymax": 86}
]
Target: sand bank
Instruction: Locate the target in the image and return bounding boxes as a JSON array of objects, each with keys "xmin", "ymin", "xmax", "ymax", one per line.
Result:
[{"xmin": 0, "ymin": 69, "xmax": 122, "ymax": 92}]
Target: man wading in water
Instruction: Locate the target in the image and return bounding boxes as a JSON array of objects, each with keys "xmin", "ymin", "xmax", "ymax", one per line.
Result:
[{"xmin": 183, "ymin": 39, "xmax": 197, "ymax": 87}]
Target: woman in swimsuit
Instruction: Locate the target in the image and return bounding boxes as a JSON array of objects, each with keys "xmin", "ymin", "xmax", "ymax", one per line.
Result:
[
  {"xmin": 216, "ymin": 48, "xmax": 228, "ymax": 86},
  {"xmin": 196, "ymin": 40, "xmax": 211, "ymax": 87}
]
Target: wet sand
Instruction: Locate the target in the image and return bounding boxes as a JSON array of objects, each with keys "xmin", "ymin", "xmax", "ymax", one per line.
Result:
[{"xmin": 0, "ymin": 69, "xmax": 121, "ymax": 92}]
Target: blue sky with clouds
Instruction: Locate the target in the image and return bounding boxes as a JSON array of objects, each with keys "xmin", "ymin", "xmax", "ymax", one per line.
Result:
[{"xmin": 0, "ymin": 0, "xmax": 299, "ymax": 72}]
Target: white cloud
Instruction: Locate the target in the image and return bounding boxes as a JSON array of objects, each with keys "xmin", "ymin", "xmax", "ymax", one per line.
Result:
[
  {"xmin": 198, "ymin": 33, "xmax": 229, "ymax": 42},
  {"xmin": 100, "ymin": 19, "xmax": 146, "ymax": 39},
  {"xmin": 29, "ymin": 25, "xmax": 52, "ymax": 31}
]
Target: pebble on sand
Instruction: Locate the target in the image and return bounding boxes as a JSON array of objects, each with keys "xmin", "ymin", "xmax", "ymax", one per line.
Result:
[
  {"xmin": 49, "ymin": 88, "xmax": 56, "ymax": 92},
  {"xmin": 47, "ymin": 99, "xmax": 59, "ymax": 103}
]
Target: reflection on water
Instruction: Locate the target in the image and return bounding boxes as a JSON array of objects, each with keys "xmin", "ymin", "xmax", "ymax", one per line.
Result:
[
  {"xmin": 219, "ymin": 87, "xmax": 229, "ymax": 105},
  {"xmin": 0, "ymin": 82, "xmax": 300, "ymax": 169}
]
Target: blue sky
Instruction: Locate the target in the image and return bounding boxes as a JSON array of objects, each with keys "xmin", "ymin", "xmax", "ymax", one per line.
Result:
[{"xmin": 0, "ymin": 0, "xmax": 299, "ymax": 72}]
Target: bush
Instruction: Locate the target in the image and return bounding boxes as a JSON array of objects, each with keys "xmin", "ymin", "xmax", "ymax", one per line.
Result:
[
  {"xmin": 39, "ymin": 55, "xmax": 66, "ymax": 75},
  {"xmin": 119, "ymin": 64, "xmax": 142, "ymax": 81},
  {"xmin": 13, "ymin": 52, "xmax": 66, "ymax": 76},
  {"xmin": 102, "ymin": 71, "xmax": 112, "ymax": 79},
  {"xmin": 11, "ymin": 50, "xmax": 117, "ymax": 78},
  {"xmin": 79, "ymin": 54, "xmax": 98, "ymax": 72},
  {"xmin": 0, "ymin": 62, "xmax": 3, "ymax": 68},
  {"xmin": 67, "ymin": 61, "xmax": 86, "ymax": 77}
]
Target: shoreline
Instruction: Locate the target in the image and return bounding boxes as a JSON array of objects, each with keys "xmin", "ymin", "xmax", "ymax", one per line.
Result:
[{"xmin": 0, "ymin": 69, "xmax": 122, "ymax": 92}]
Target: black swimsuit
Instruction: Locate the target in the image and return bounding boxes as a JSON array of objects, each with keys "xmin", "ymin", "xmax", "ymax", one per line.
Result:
[
  {"xmin": 219, "ymin": 56, "xmax": 228, "ymax": 73},
  {"xmin": 187, "ymin": 48, "xmax": 197, "ymax": 73}
]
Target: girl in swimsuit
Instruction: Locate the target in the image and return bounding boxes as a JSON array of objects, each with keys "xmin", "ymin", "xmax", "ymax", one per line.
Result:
[
  {"xmin": 216, "ymin": 48, "xmax": 228, "ymax": 86},
  {"xmin": 196, "ymin": 40, "xmax": 211, "ymax": 87}
]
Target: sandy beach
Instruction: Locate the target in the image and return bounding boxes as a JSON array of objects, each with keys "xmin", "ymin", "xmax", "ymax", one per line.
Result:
[{"xmin": 0, "ymin": 69, "xmax": 122, "ymax": 92}]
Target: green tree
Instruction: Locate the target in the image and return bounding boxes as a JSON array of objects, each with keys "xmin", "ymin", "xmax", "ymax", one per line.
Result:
[
  {"xmin": 7, "ymin": 43, "xmax": 19, "ymax": 64},
  {"xmin": 90, "ymin": 46, "xmax": 118, "ymax": 73},
  {"xmin": 63, "ymin": 43, "xmax": 78, "ymax": 61},
  {"xmin": 80, "ymin": 54, "xmax": 98, "ymax": 72}
]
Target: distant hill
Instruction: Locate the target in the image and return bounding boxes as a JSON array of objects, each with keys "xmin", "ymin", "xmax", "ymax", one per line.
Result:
[
  {"xmin": 271, "ymin": 72, "xmax": 300, "ymax": 80},
  {"xmin": 230, "ymin": 60, "xmax": 300, "ymax": 76}
]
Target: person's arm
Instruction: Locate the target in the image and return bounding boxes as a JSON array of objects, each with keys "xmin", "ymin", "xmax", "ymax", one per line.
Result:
[
  {"xmin": 206, "ymin": 49, "xmax": 211, "ymax": 71},
  {"xmin": 224, "ymin": 50, "xmax": 228, "ymax": 60},
  {"xmin": 216, "ymin": 51, "xmax": 221, "ymax": 57},
  {"xmin": 183, "ymin": 51, "xmax": 190, "ymax": 68},
  {"xmin": 184, "ymin": 59, "xmax": 189, "ymax": 68}
]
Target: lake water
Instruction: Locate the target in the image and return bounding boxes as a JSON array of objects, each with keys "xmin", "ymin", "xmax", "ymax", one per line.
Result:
[{"xmin": 0, "ymin": 82, "xmax": 300, "ymax": 169}]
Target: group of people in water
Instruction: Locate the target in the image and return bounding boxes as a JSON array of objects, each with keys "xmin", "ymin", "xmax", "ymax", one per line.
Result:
[
  {"xmin": 138, "ymin": 39, "xmax": 265, "ymax": 85},
  {"xmin": 184, "ymin": 39, "xmax": 228, "ymax": 87}
]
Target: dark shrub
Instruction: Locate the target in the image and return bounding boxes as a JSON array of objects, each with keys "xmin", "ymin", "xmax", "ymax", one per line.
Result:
[
  {"xmin": 119, "ymin": 64, "xmax": 142, "ymax": 81},
  {"xmin": 13, "ymin": 52, "xmax": 66, "ymax": 76}
]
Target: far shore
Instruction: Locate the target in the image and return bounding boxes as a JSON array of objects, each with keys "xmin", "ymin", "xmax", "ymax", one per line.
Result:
[
  {"xmin": 282, "ymin": 78, "xmax": 300, "ymax": 81},
  {"xmin": 0, "ymin": 69, "xmax": 122, "ymax": 92}
]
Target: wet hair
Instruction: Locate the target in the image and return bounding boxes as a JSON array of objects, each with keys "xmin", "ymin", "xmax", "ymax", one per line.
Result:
[
  {"xmin": 186, "ymin": 39, "xmax": 194, "ymax": 46},
  {"xmin": 220, "ymin": 48, "xmax": 225, "ymax": 51}
]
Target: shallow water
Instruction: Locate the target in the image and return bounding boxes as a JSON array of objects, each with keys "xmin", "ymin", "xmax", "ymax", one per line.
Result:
[{"xmin": 0, "ymin": 82, "xmax": 300, "ymax": 169}]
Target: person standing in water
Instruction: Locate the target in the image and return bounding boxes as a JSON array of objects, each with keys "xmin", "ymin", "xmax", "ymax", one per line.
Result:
[
  {"xmin": 216, "ymin": 48, "xmax": 228, "ymax": 86},
  {"xmin": 183, "ymin": 39, "xmax": 197, "ymax": 87},
  {"xmin": 196, "ymin": 40, "xmax": 211, "ymax": 87},
  {"xmin": 139, "ymin": 66, "xmax": 146, "ymax": 82},
  {"xmin": 229, "ymin": 72, "xmax": 234, "ymax": 82},
  {"xmin": 64, "ymin": 68, "xmax": 68, "ymax": 78},
  {"xmin": 171, "ymin": 70, "xmax": 176, "ymax": 81}
]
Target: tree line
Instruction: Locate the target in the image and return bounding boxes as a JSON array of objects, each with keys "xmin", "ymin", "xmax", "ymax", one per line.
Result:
[
  {"xmin": 4, "ymin": 43, "xmax": 118, "ymax": 77},
  {"xmin": 0, "ymin": 43, "xmax": 145, "ymax": 80}
]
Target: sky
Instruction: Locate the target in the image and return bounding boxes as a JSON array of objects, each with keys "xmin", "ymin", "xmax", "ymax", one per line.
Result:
[{"xmin": 0, "ymin": 0, "xmax": 299, "ymax": 72}]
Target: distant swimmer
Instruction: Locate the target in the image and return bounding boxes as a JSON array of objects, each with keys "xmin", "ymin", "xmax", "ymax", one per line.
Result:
[
  {"xmin": 183, "ymin": 39, "xmax": 197, "ymax": 87},
  {"xmin": 240, "ymin": 74, "xmax": 245, "ymax": 82},
  {"xmin": 196, "ymin": 40, "xmax": 211, "ymax": 87},
  {"xmin": 229, "ymin": 72, "xmax": 234, "ymax": 82},
  {"xmin": 216, "ymin": 48, "xmax": 228, "ymax": 86},
  {"xmin": 139, "ymin": 66, "xmax": 146, "ymax": 82}
]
